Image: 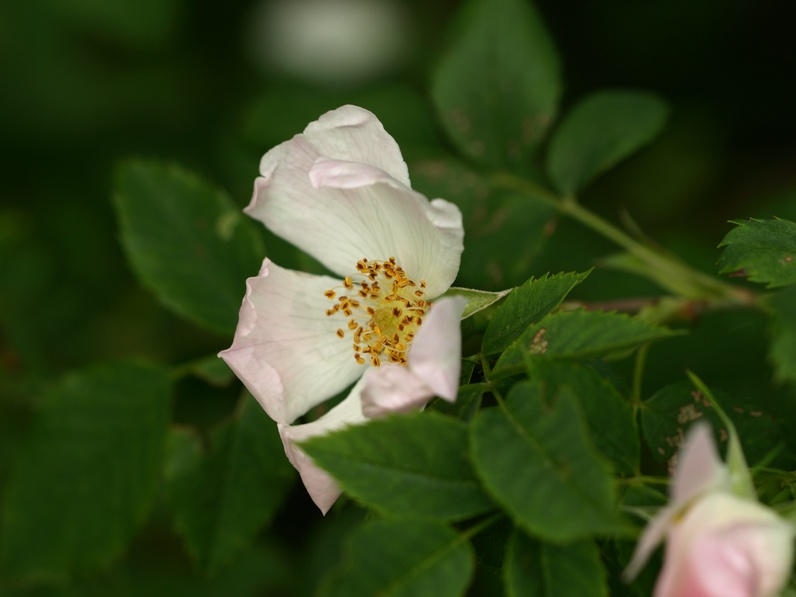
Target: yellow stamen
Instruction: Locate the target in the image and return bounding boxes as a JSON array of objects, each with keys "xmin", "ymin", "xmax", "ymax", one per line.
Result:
[{"xmin": 323, "ymin": 257, "xmax": 430, "ymax": 367}]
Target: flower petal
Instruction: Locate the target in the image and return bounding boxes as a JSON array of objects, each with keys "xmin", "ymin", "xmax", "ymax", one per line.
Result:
[
  {"xmin": 622, "ymin": 503, "xmax": 678, "ymax": 583},
  {"xmin": 219, "ymin": 259, "xmax": 362, "ymax": 424},
  {"xmin": 303, "ymin": 105, "xmax": 410, "ymax": 186},
  {"xmin": 689, "ymin": 519, "xmax": 794, "ymax": 597},
  {"xmin": 654, "ymin": 493, "xmax": 794, "ymax": 597},
  {"xmin": 407, "ymin": 296, "xmax": 467, "ymax": 400},
  {"xmin": 244, "ymin": 106, "xmax": 463, "ymax": 294},
  {"xmin": 248, "ymin": 156, "xmax": 462, "ymax": 295},
  {"xmin": 360, "ymin": 296, "xmax": 466, "ymax": 418},
  {"xmin": 360, "ymin": 365, "xmax": 434, "ymax": 418},
  {"xmin": 278, "ymin": 377, "xmax": 369, "ymax": 514},
  {"xmin": 672, "ymin": 423, "xmax": 730, "ymax": 504}
]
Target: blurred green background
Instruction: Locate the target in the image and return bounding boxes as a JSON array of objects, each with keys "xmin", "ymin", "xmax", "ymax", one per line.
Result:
[{"xmin": 1, "ymin": 0, "xmax": 795, "ymax": 593}]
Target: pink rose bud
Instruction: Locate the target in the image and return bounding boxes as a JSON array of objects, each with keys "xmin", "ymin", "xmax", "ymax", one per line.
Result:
[{"xmin": 625, "ymin": 423, "xmax": 794, "ymax": 597}]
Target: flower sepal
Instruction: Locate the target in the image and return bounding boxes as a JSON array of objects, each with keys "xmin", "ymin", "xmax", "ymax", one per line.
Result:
[{"xmin": 439, "ymin": 286, "xmax": 511, "ymax": 319}]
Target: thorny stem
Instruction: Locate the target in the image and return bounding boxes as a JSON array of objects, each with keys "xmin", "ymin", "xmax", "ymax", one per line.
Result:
[{"xmin": 490, "ymin": 172, "xmax": 757, "ymax": 309}]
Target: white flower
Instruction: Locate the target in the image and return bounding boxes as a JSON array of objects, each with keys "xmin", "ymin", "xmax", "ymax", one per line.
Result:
[
  {"xmin": 625, "ymin": 423, "xmax": 794, "ymax": 597},
  {"xmin": 219, "ymin": 105, "xmax": 465, "ymax": 513}
]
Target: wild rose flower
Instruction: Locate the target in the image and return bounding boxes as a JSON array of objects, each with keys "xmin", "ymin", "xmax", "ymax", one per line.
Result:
[
  {"xmin": 625, "ymin": 423, "xmax": 794, "ymax": 597},
  {"xmin": 219, "ymin": 105, "xmax": 465, "ymax": 513}
]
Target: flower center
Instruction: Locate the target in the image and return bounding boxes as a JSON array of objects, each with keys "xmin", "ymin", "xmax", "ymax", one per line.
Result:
[{"xmin": 324, "ymin": 257, "xmax": 429, "ymax": 367}]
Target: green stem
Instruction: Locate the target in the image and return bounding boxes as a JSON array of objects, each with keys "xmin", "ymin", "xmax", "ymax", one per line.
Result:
[
  {"xmin": 491, "ymin": 172, "xmax": 755, "ymax": 306},
  {"xmin": 460, "ymin": 512, "xmax": 504, "ymax": 540},
  {"xmin": 631, "ymin": 343, "xmax": 650, "ymax": 409}
]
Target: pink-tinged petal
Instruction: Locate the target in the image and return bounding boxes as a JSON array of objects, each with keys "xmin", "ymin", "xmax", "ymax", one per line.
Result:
[
  {"xmin": 623, "ymin": 503, "xmax": 679, "ymax": 582},
  {"xmin": 672, "ymin": 423, "xmax": 730, "ymax": 504},
  {"xmin": 690, "ymin": 520, "xmax": 794, "ymax": 597},
  {"xmin": 219, "ymin": 259, "xmax": 362, "ymax": 424},
  {"xmin": 302, "ymin": 105, "xmax": 410, "ymax": 186},
  {"xmin": 654, "ymin": 493, "xmax": 794, "ymax": 597},
  {"xmin": 309, "ymin": 156, "xmax": 398, "ymax": 190},
  {"xmin": 360, "ymin": 365, "xmax": 434, "ymax": 418},
  {"xmin": 407, "ymin": 296, "xmax": 467, "ymax": 401},
  {"xmin": 279, "ymin": 379, "xmax": 369, "ymax": 514}
]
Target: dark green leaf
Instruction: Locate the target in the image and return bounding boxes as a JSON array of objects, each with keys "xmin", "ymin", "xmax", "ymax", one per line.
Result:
[
  {"xmin": 0, "ymin": 362, "xmax": 171, "ymax": 582},
  {"xmin": 320, "ymin": 519, "xmax": 474, "ymax": 597},
  {"xmin": 768, "ymin": 286, "xmax": 796, "ymax": 382},
  {"xmin": 114, "ymin": 161, "xmax": 264, "ymax": 334},
  {"xmin": 546, "ymin": 90, "xmax": 669, "ymax": 196},
  {"xmin": 529, "ymin": 360, "xmax": 639, "ymax": 474},
  {"xmin": 641, "ymin": 380, "xmax": 782, "ymax": 467},
  {"xmin": 718, "ymin": 218, "xmax": 796, "ymax": 288},
  {"xmin": 471, "ymin": 383, "xmax": 621, "ymax": 541},
  {"xmin": 428, "ymin": 383, "xmax": 484, "ymax": 422},
  {"xmin": 301, "ymin": 413, "xmax": 493, "ymax": 521},
  {"xmin": 167, "ymin": 394, "xmax": 295, "ymax": 573},
  {"xmin": 505, "ymin": 528, "xmax": 608, "ymax": 597},
  {"xmin": 411, "ymin": 158, "xmax": 556, "ymax": 290},
  {"xmin": 482, "ymin": 271, "xmax": 590, "ymax": 354},
  {"xmin": 496, "ymin": 310, "xmax": 677, "ymax": 371},
  {"xmin": 431, "ymin": 0, "xmax": 561, "ymax": 170}
]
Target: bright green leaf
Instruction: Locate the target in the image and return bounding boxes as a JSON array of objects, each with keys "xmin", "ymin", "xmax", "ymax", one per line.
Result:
[
  {"xmin": 718, "ymin": 218, "xmax": 796, "ymax": 288},
  {"xmin": 482, "ymin": 270, "xmax": 590, "ymax": 354},
  {"xmin": 504, "ymin": 528, "xmax": 608, "ymax": 597},
  {"xmin": 528, "ymin": 360, "xmax": 639, "ymax": 474},
  {"xmin": 320, "ymin": 519, "xmax": 474, "ymax": 597},
  {"xmin": 442, "ymin": 286, "xmax": 511, "ymax": 319},
  {"xmin": 471, "ymin": 383, "xmax": 621, "ymax": 541},
  {"xmin": 431, "ymin": 0, "xmax": 561, "ymax": 170},
  {"xmin": 301, "ymin": 413, "xmax": 493, "ymax": 521},
  {"xmin": 114, "ymin": 161, "xmax": 264, "ymax": 334},
  {"xmin": 546, "ymin": 90, "xmax": 669, "ymax": 196},
  {"xmin": 496, "ymin": 310, "xmax": 677, "ymax": 371},
  {"xmin": 768, "ymin": 286, "xmax": 796, "ymax": 382},
  {"xmin": 0, "ymin": 362, "xmax": 171, "ymax": 582},
  {"xmin": 167, "ymin": 394, "xmax": 295, "ymax": 573}
]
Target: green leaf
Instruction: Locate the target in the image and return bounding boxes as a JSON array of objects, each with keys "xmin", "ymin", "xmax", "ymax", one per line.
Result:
[
  {"xmin": 482, "ymin": 271, "xmax": 590, "ymax": 354},
  {"xmin": 528, "ymin": 360, "xmax": 639, "ymax": 474},
  {"xmin": 428, "ymin": 383, "xmax": 484, "ymax": 422},
  {"xmin": 471, "ymin": 383, "xmax": 621, "ymax": 541},
  {"xmin": 441, "ymin": 286, "xmax": 511, "ymax": 319},
  {"xmin": 718, "ymin": 218, "xmax": 796, "ymax": 288},
  {"xmin": 431, "ymin": 0, "xmax": 561, "ymax": 170},
  {"xmin": 496, "ymin": 310, "xmax": 677, "ymax": 371},
  {"xmin": 301, "ymin": 413, "xmax": 493, "ymax": 521},
  {"xmin": 114, "ymin": 161, "xmax": 264, "ymax": 334},
  {"xmin": 685, "ymin": 371, "xmax": 755, "ymax": 499},
  {"xmin": 504, "ymin": 528, "xmax": 608, "ymax": 597},
  {"xmin": 167, "ymin": 394, "xmax": 295, "ymax": 573},
  {"xmin": 412, "ymin": 158, "xmax": 557, "ymax": 289},
  {"xmin": 546, "ymin": 90, "xmax": 669, "ymax": 196},
  {"xmin": 320, "ymin": 519, "xmax": 474, "ymax": 597},
  {"xmin": 768, "ymin": 286, "xmax": 796, "ymax": 382},
  {"xmin": 0, "ymin": 362, "xmax": 171, "ymax": 582},
  {"xmin": 640, "ymin": 380, "xmax": 782, "ymax": 469}
]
